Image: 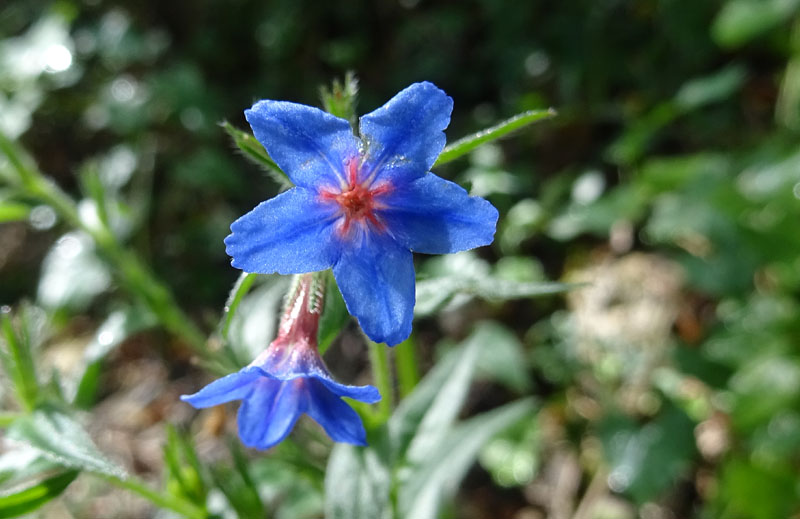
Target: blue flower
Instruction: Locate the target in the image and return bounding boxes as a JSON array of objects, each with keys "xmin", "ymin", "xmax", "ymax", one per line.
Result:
[
  {"xmin": 182, "ymin": 274, "xmax": 380, "ymax": 449},
  {"xmin": 225, "ymin": 82, "xmax": 498, "ymax": 345}
]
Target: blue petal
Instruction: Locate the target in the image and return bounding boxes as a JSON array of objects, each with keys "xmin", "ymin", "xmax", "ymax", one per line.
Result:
[
  {"xmin": 306, "ymin": 379, "xmax": 368, "ymax": 445},
  {"xmin": 225, "ymin": 187, "xmax": 340, "ymax": 274},
  {"xmin": 237, "ymin": 378, "xmax": 305, "ymax": 450},
  {"xmin": 315, "ymin": 376, "xmax": 382, "ymax": 403},
  {"xmin": 333, "ymin": 230, "xmax": 415, "ymax": 345},
  {"xmin": 180, "ymin": 368, "xmax": 261, "ymax": 408},
  {"xmin": 380, "ymin": 173, "xmax": 499, "ymax": 254},
  {"xmin": 359, "ymin": 82, "xmax": 453, "ymax": 186},
  {"xmin": 245, "ymin": 101, "xmax": 358, "ymax": 189}
]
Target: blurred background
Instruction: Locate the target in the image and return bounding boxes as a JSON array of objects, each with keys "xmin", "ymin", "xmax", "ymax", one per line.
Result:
[{"xmin": 2, "ymin": 0, "xmax": 800, "ymax": 517}]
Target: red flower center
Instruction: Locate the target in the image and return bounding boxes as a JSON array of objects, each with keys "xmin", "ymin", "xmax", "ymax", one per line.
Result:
[{"xmin": 320, "ymin": 158, "xmax": 392, "ymax": 236}]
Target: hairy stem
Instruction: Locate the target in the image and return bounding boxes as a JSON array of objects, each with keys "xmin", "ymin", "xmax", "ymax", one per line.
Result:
[{"xmin": 368, "ymin": 339, "xmax": 393, "ymax": 423}]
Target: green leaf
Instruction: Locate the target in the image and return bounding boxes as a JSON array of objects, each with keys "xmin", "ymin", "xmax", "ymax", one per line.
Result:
[
  {"xmin": 323, "ymin": 344, "xmax": 466, "ymax": 519},
  {"xmin": 729, "ymin": 354, "xmax": 800, "ymax": 431},
  {"xmin": 210, "ymin": 440, "xmax": 265, "ymax": 519},
  {"xmin": 74, "ymin": 306, "xmax": 156, "ymax": 407},
  {"xmin": 0, "ymin": 470, "xmax": 78, "ymax": 518},
  {"xmin": 415, "ymin": 275, "xmax": 575, "ymax": 317},
  {"xmin": 6, "ymin": 408, "xmax": 127, "ymax": 479},
  {"xmin": 434, "ymin": 109, "xmax": 555, "ymax": 167},
  {"xmin": 163, "ymin": 425, "xmax": 207, "ymax": 504},
  {"xmin": 716, "ymin": 456, "xmax": 799, "ymax": 519},
  {"xmin": 403, "ymin": 337, "xmax": 480, "ymax": 464},
  {"xmin": 36, "ymin": 231, "xmax": 112, "ymax": 311},
  {"xmin": 0, "ymin": 307, "xmax": 40, "ymax": 411},
  {"xmin": 479, "ymin": 416, "xmax": 540, "ymax": 487},
  {"xmin": 599, "ymin": 404, "xmax": 695, "ymax": 503},
  {"xmin": 221, "ymin": 121, "xmax": 291, "ymax": 189},
  {"xmin": 606, "ymin": 103, "xmax": 679, "ymax": 166},
  {"xmin": 398, "ymin": 399, "xmax": 535, "ymax": 519},
  {"xmin": 674, "ymin": 65, "xmax": 747, "ymax": 111},
  {"xmin": 318, "ymin": 272, "xmax": 350, "ymax": 355},
  {"xmin": 324, "ymin": 444, "xmax": 392, "ymax": 519},
  {"xmin": 712, "ymin": 0, "xmax": 800, "ymax": 48},
  {"xmin": 0, "ymin": 131, "xmax": 39, "ymax": 187},
  {"xmin": 387, "ymin": 333, "xmax": 481, "ymax": 459},
  {"xmin": 469, "ymin": 322, "xmax": 531, "ymax": 392},
  {"xmin": 250, "ymin": 447, "xmax": 325, "ymax": 518},
  {"xmin": 0, "ymin": 448, "xmax": 57, "ymax": 487}
]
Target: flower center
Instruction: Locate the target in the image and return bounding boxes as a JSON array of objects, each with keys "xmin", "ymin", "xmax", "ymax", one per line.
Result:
[
  {"xmin": 320, "ymin": 158, "xmax": 392, "ymax": 236},
  {"xmin": 337, "ymin": 184, "xmax": 374, "ymax": 219}
]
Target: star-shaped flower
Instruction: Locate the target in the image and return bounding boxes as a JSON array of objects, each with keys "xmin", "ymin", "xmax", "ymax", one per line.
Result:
[
  {"xmin": 225, "ymin": 82, "xmax": 498, "ymax": 345},
  {"xmin": 181, "ymin": 275, "xmax": 379, "ymax": 449}
]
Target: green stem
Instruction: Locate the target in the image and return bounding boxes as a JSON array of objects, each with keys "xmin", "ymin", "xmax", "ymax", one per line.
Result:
[
  {"xmin": 368, "ymin": 339, "xmax": 393, "ymax": 423},
  {"xmin": 394, "ymin": 336, "xmax": 419, "ymax": 398},
  {"xmin": 0, "ymin": 135, "xmax": 229, "ymax": 374},
  {"xmin": 105, "ymin": 475, "xmax": 207, "ymax": 519}
]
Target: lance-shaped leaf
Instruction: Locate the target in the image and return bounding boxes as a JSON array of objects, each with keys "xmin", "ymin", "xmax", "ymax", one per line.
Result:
[
  {"xmin": 324, "ymin": 443, "xmax": 392, "ymax": 519},
  {"xmin": 6, "ymin": 408, "xmax": 127, "ymax": 479},
  {"xmin": 398, "ymin": 399, "xmax": 535, "ymax": 519},
  {"xmin": 415, "ymin": 275, "xmax": 576, "ymax": 317},
  {"xmin": 434, "ymin": 108, "xmax": 555, "ymax": 167}
]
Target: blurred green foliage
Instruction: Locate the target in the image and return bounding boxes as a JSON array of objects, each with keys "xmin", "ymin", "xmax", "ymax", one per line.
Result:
[{"xmin": 2, "ymin": 0, "xmax": 800, "ymax": 518}]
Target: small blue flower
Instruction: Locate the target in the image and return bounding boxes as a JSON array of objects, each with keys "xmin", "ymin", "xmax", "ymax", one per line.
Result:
[
  {"xmin": 182, "ymin": 275, "xmax": 380, "ymax": 449},
  {"xmin": 225, "ymin": 82, "xmax": 498, "ymax": 345}
]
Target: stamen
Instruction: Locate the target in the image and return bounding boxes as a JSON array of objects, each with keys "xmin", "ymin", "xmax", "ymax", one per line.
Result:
[{"xmin": 318, "ymin": 157, "xmax": 394, "ymax": 237}]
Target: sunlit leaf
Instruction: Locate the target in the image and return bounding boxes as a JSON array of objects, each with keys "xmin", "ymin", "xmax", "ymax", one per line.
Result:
[
  {"xmin": 324, "ymin": 444, "xmax": 391, "ymax": 519},
  {"xmin": 434, "ymin": 109, "xmax": 555, "ymax": 167},
  {"xmin": 0, "ymin": 448, "xmax": 55, "ymax": 487},
  {"xmin": 712, "ymin": 0, "xmax": 800, "ymax": 48},
  {"xmin": 386, "ymin": 345, "xmax": 463, "ymax": 456},
  {"xmin": 36, "ymin": 231, "xmax": 111, "ymax": 311},
  {"xmin": 399, "ymin": 399, "xmax": 535, "ymax": 519},
  {"xmin": 0, "ymin": 307, "xmax": 41, "ymax": 411},
  {"xmin": 415, "ymin": 276, "xmax": 575, "ymax": 317},
  {"xmin": 6, "ymin": 408, "xmax": 127, "ymax": 479},
  {"xmin": 600, "ymin": 404, "xmax": 695, "ymax": 504},
  {"xmin": 469, "ymin": 322, "xmax": 531, "ymax": 393},
  {"xmin": 479, "ymin": 417, "xmax": 540, "ymax": 488},
  {"xmin": 403, "ymin": 337, "xmax": 480, "ymax": 464}
]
